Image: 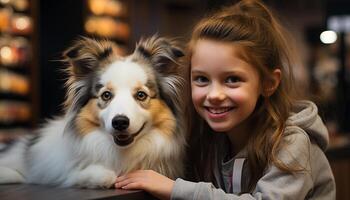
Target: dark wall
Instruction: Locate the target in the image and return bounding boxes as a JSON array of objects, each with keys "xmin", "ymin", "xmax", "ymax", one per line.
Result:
[{"xmin": 39, "ymin": 0, "xmax": 84, "ymax": 120}]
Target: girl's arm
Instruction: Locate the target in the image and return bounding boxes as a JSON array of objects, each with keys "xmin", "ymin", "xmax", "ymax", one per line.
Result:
[
  {"xmin": 114, "ymin": 168, "xmax": 311, "ymax": 200},
  {"xmin": 114, "ymin": 170, "xmax": 247, "ymax": 200},
  {"xmin": 115, "ymin": 133, "xmax": 335, "ymax": 200}
]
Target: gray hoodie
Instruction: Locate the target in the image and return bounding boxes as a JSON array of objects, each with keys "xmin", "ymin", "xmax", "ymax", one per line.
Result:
[{"xmin": 171, "ymin": 100, "xmax": 336, "ymax": 200}]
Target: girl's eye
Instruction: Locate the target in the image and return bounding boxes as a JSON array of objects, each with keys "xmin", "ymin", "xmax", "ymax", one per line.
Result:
[
  {"xmin": 193, "ymin": 76, "xmax": 209, "ymax": 85},
  {"xmin": 136, "ymin": 91, "xmax": 148, "ymax": 101},
  {"xmin": 101, "ymin": 91, "xmax": 112, "ymax": 101},
  {"xmin": 226, "ymin": 76, "xmax": 241, "ymax": 84}
]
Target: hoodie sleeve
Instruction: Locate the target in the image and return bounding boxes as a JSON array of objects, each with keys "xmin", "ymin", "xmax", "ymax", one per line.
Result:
[
  {"xmin": 171, "ymin": 178, "xmax": 261, "ymax": 200},
  {"xmin": 171, "ymin": 130, "xmax": 335, "ymax": 200},
  {"xmin": 170, "ymin": 170, "xmax": 311, "ymax": 200}
]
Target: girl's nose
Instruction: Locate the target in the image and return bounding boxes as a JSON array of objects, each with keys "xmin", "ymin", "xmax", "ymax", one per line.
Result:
[{"xmin": 207, "ymin": 84, "xmax": 226, "ymax": 103}]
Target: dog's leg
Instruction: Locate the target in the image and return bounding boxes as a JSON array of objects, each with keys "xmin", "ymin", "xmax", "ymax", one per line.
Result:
[
  {"xmin": 0, "ymin": 166, "xmax": 25, "ymax": 184},
  {"xmin": 63, "ymin": 165, "xmax": 116, "ymax": 189}
]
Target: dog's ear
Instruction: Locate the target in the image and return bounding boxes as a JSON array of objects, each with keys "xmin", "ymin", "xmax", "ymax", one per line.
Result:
[
  {"xmin": 134, "ymin": 35, "xmax": 184, "ymax": 73},
  {"xmin": 63, "ymin": 37, "xmax": 114, "ymax": 77},
  {"xmin": 62, "ymin": 37, "xmax": 115, "ymax": 114},
  {"xmin": 134, "ymin": 36, "xmax": 185, "ymax": 119}
]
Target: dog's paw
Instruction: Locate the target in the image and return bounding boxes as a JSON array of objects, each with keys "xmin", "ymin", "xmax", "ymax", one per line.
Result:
[
  {"xmin": 67, "ymin": 165, "xmax": 116, "ymax": 189},
  {"xmin": 0, "ymin": 167, "xmax": 25, "ymax": 184}
]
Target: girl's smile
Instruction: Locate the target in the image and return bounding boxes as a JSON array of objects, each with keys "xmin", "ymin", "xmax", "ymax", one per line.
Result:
[{"xmin": 205, "ymin": 106, "xmax": 236, "ymax": 120}]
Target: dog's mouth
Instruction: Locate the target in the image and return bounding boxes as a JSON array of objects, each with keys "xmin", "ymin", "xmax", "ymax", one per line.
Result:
[{"xmin": 113, "ymin": 123, "xmax": 146, "ymax": 146}]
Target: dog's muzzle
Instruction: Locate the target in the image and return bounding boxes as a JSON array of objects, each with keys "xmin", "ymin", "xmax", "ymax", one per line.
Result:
[{"xmin": 111, "ymin": 115, "xmax": 146, "ymax": 146}]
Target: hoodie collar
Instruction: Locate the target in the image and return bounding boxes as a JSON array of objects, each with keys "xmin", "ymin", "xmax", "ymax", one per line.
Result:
[{"xmin": 286, "ymin": 100, "xmax": 329, "ymax": 151}]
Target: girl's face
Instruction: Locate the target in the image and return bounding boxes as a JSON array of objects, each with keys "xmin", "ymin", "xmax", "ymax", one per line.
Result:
[{"xmin": 191, "ymin": 39, "xmax": 261, "ymax": 133}]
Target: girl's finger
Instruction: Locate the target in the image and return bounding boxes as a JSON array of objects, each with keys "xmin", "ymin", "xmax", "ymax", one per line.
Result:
[
  {"xmin": 115, "ymin": 177, "xmax": 144, "ymax": 188},
  {"xmin": 115, "ymin": 178, "xmax": 134, "ymax": 188},
  {"xmin": 116, "ymin": 170, "xmax": 147, "ymax": 182},
  {"xmin": 115, "ymin": 175, "xmax": 126, "ymax": 182},
  {"xmin": 116, "ymin": 172, "xmax": 136, "ymax": 182},
  {"xmin": 122, "ymin": 182, "xmax": 145, "ymax": 190}
]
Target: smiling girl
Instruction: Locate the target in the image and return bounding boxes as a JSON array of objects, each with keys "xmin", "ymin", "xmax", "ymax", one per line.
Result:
[{"xmin": 115, "ymin": 0, "xmax": 336, "ymax": 199}]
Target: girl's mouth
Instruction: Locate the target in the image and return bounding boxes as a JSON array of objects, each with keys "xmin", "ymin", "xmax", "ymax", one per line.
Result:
[
  {"xmin": 204, "ymin": 106, "xmax": 235, "ymax": 119},
  {"xmin": 205, "ymin": 107, "xmax": 234, "ymax": 114}
]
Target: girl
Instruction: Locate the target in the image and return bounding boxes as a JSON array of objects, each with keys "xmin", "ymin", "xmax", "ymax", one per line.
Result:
[{"xmin": 115, "ymin": 0, "xmax": 336, "ymax": 199}]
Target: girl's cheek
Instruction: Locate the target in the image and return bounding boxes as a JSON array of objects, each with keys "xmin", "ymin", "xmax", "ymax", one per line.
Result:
[
  {"xmin": 229, "ymin": 89, "xmax": 259, "ymax": 110},
  {"xmin": 228, "ymin": 91, "xmax": 246, "ymax": 103},
  {"xmin": 191, "ymin": 88, "xmax": 207, "ymax": 118},
  {"xmin": 191, "ymin": 87, "xmax": 207, "ymax": 103}
]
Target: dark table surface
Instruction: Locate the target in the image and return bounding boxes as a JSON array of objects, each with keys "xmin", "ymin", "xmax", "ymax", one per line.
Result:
[{"xmin": 0, "ymin": 184, "xmax": 157, "ymax": 200}]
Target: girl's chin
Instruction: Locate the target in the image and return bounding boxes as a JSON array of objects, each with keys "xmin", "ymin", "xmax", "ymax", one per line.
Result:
[{"xmin": 207, "ymin": 123, "xmax": 233, "ymax": 132}]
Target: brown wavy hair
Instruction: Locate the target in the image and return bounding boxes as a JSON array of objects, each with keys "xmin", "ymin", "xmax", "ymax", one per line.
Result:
[{"xmin": 185, "ymin": 0, "xmax": 302, "ymax": 192}]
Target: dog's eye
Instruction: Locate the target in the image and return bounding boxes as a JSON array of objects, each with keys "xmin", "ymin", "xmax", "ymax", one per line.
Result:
[
  {"xmin": 101, "ymin": 91, "xmax": 112, "ymax": 101},
  {"xmin": 136, "ymin": 91, "xmax": 148, "ymax": 101}
]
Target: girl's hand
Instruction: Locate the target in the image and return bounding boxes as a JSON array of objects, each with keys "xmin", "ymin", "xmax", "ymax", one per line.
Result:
[{"xmin": 115, "ymin": 170, "xmax": 175, "ymax": 200}]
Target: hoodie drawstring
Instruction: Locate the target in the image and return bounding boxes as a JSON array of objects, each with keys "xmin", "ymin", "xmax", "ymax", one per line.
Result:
[{"xmin": 232, "ymin": 158, "xmax": 245, "ymax": 194}]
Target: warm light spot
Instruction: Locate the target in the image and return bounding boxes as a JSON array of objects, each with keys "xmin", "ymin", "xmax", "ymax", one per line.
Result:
[
  {"xmin": 85, "ymin": 19, "xmax": 96, "ymax": 33},
  {"xmin": 15, "ymin": 17, "xmax": 30, "ymax": 30},
  {"xmin": 0, "ymin": 46, "xmax": 12, "ymax": 60}
]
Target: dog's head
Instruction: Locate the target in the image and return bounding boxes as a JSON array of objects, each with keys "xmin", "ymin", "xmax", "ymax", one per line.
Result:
[{"xmin": 62, "ymin": 36, "xmax": 184, "ymax": 147}]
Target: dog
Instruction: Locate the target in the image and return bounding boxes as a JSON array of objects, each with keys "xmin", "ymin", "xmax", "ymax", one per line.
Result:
[{"xmin": 0, "ymin": 35, "xmax": 186, "ymax": 189}]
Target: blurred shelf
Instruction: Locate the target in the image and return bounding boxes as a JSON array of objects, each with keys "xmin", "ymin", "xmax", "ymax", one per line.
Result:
[
  {"xmin": 0, "ymin": 0, "xmax": 37, "ymax": 130},
  {"xmin": 84, "ymin": 0, "xmax": 130, "ymax": 55}
]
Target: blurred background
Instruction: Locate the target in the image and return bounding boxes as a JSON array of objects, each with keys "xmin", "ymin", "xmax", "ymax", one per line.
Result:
[{"xmin": 0, "ymin": 0, "xmax": 349, "ymax": 199}]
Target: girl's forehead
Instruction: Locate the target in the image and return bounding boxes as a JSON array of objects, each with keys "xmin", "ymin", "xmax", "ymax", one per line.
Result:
[{"xmin": 191, "ymin": 39, "xmax": 256, "ymax": 73}]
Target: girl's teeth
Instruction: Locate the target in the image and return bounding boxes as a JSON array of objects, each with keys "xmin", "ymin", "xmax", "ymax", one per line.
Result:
[{"xmin": 208, "ymin": 107, "xmax": 231, "ymax": 114}]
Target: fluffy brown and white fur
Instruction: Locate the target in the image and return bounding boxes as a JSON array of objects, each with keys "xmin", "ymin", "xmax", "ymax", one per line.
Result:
[{"xmin": 0, "ymin": 36, "xmax": 186, "ymax": 188}]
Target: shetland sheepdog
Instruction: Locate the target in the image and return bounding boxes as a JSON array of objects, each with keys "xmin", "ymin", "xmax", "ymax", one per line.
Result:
[{"xmin": 0, "ymin": 36, "xmax": 186, "ymax": 188}]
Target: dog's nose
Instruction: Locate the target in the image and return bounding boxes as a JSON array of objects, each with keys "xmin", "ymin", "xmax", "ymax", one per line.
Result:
[{"xmin": 112, "ymin": 115, "xmax": 129, "ymax": 131}]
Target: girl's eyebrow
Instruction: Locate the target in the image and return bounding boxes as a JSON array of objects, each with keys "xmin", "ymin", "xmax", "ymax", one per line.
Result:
[
  {"xmin": 191, "ymin": 67, "xmax": 249, "ymax": 75},
  {"xmin": 190, "ymin": 69, "xmax": 206, "ymax": 73},
  {"xmin": 223, "ymin": 70, "xmax": 247, "ymax": 75}
]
